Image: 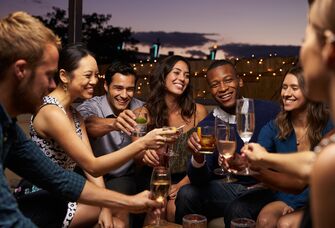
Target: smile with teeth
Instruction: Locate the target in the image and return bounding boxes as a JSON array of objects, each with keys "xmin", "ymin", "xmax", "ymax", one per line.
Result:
[
  {"xmin": 116, "ymin": 99, "xmax": 128, "ymax": 105},
  {"xmin": 218, "ymin": 93, "xmax": 233, "ymax": 100},
  {"xmin": 174, "ymin": 83, "xmax": 184, "ymax": 89},
  {"xmin": 283, "ymin": 98, "xmax": 296, "ymax": 104}
]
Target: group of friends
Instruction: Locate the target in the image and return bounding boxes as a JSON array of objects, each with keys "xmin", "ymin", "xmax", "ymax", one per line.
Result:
[{"xmin": 1, "ymin": 0, "xmax": 335, "ymax": 227}]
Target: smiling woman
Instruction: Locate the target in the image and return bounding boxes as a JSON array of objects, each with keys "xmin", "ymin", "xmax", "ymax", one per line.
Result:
[{"xmin": 253, "ymin": 66, "xmax": 332, "ymax": 228}]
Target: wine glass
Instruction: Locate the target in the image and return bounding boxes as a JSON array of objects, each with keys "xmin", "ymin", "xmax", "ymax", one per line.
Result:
[
  {"xmin": 150, "ymin": 166, "xmax": 171, "ymax": 226},
  {"xmin": 213, "ymin": 116, "xmax": 228, "ymax": 176},
  {"xmin": 215, "ymin": 125, "xmax": 237, "ymax": 182},
  {"xmin": 236, "ymin": 98, "xmax": 255, "ymax": 175}
]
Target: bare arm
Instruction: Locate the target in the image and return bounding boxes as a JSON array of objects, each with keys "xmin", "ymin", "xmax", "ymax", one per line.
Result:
[
  {"xmin": 78, "ymin": 181, "xmax": 161, "ymax": 214},
  {"xmin": 243, "ymin": 143, "xmax": 316, "ymax": 182},
  {"xmin": 33, "ymin": 105, "xmax": 175, "ymax": 177},
  {"xmin": 84, "ymin": 116, "xmax": 117, "ymax": 138},
  {"xmin": 254, "ymin": 169, "xmax": 308, "ymax": 194}
]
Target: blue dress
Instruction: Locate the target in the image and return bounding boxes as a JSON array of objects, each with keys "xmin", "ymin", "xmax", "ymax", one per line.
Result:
[{"xmin": 257, "ymin": 119, "xmax": 333, "ymax": 209}]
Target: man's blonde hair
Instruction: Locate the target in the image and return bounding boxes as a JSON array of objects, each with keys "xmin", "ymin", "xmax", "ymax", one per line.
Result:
[{"xmin": 0, "ymin": 11, "xmax": 61, "ymax": 76}]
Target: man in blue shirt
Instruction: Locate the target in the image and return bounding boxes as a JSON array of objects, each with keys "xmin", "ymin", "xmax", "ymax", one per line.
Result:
[
  {"xmin": 175, "ymin": 60, "xmax": 280, "ymax": 226},
  {"xmin": 0, "ymin": 11, "xmax": 160, "ymax": 227},
  {"xmin": 77, "ymin": 62, "xmax": 144, "ymax": 226}
]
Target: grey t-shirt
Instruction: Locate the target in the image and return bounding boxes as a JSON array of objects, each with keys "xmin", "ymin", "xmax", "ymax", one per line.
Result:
[{"xmin": 77, "ymin": 95, "xmax": 144, "ymax": 177}]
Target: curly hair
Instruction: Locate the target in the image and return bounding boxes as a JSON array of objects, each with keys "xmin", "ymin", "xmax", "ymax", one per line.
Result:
[
  {"xmin": 275, "ymin": 66, "xmax": 329, "ymax": 149},
  {"xmin": 145, "ymin": 55, "xmax": 195, "ymax": 129}
]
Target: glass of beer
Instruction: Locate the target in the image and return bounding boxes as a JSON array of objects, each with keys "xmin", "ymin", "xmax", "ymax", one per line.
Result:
[
  {"xmin": 197, "ymin": 124, "xmax": 215, "ymax": 154},
  {"xmin": 231, "ymin": 218, "xmax": 256, "ymax": 228}
]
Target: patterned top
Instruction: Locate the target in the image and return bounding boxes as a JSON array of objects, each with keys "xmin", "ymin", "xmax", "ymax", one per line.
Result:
[
  {"xmin": 30, "ymin": 96, "xmax": 82, "ymax": 171},
  {"xmin": 169, "ymin": 129, "xmax": 195, "ymax": 174}
]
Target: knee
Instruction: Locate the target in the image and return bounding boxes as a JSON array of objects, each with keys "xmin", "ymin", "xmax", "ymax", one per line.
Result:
[
  {"xmin": 256, "ymin": 213, "xmax": 276, "ymax": 228},
  {"xmin": 175, "ymin": 184, "xmax": 199, "ymax": 207},
  {"xmin": 277, "ymin": 216, "xmax": 293, "ymax": 228}
]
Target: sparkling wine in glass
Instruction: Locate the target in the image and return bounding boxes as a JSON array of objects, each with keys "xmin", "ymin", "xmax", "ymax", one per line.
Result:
[
  {"xmin": 216, "ymin": 125, "xmax": 237, "ymax": 182},
  {"xmin": 213, "ymin": 116, "xmax": 228, "ymax": 176},
  {"xmin": 236, "ymin": 98, "xmax": 255, "ymax": 175},
  {"xmin": 150, "ymin": 166, "xmax": 171, "ymax": 226}
]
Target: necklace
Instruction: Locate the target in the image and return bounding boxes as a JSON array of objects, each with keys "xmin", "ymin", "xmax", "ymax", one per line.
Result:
[{"xmin": 295, "ymin": 128, "xmax": 308, "ymax": 146}]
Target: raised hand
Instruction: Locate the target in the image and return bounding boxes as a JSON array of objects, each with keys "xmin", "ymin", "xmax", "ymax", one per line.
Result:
[
  {"xmin": 187, "ymin": 131, "xmax": 205, "ymax": 163},
  {"xmin": 140, "ymin": 128, "xmax": 177, "ymax": 150},
  {"xmin": 127, "ymin": 190, "xmax": 164, "ymax": 214},
  {"xmin": 112, "ymin": 109, "xmax": 137, "ymax": 135},
  {"xmin": 143, "ymin": 149, "xmax": 160, "ymax": 167},
  {"xmin": 241, "ymin": 143, "xmax": 269, "ymax": 170}
]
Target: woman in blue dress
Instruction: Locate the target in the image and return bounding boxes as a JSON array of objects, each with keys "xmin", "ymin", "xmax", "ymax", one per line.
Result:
[{"xmin": 254, "ymin": 66, "xmax": 333, "ymax": 228}]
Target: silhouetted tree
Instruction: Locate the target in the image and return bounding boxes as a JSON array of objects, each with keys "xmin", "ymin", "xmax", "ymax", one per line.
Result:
[{"xmin": 36, "ymin": 7, "xmax": 139, "ymax": 63}]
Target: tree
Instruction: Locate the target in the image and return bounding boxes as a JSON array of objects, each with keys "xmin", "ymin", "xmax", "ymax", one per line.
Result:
[{"xmin": 36, "ymin": 7, "xmax": 139, "ymax": 63}]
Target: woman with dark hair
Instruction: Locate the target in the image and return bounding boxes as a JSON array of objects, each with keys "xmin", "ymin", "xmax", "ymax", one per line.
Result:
[
  {"xmin": 254, "ymin": 66, "xmax": 333, "ymax": 228},
  {"xmin": 15, "ymin": 44, "xmax": 176, "ymax": 227},
  {"xmin": 135, "ymin": 55, "xmax": 208, "ymax": 222}
]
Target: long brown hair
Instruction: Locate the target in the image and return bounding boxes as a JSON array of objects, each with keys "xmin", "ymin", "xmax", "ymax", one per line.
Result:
[
  {"xmin": 145, "ymin": 55, "xmax": 195, "ymax": 129},
  {"xmin": 275, "ymin": 66, "xmax": 329, "ymax": 149}
]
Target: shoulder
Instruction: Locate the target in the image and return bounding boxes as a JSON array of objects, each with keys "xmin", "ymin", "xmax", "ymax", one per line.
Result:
[
  {"xmin": 130, "ymin": 98, "xmax": 145, "ymax": 109},
  {"xmin": 78, "ymin": 95, "xmax": 105, "ymax": 107},
  {"xmin": 254, "ymin": 99, "xmax": 280, "ymax": 116},
  {"xmin": 260, "ymin": 120, "xmax": 278, "ymax": 133},
  {"xmin": 195, "ymin": 103, "xmax": 208, "ymax": 116}
]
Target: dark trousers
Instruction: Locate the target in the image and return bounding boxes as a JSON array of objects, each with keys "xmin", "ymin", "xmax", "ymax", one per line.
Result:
[{"xmin": 175, "ymin": 180, "xmax": 275, "ymax": 227}]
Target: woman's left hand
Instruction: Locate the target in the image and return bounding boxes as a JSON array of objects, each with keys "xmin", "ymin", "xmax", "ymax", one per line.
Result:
[
  {"xmin": 168, "ymin": 184, "xmax": 180, "ymax": 200},
  {"xmin": 98, "ymin": 208, "xmax": 114, "ymax": 228}
]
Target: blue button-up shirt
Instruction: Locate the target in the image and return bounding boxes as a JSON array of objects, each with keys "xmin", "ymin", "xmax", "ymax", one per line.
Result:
[{"xmin": 0, "ymin": 104, "xmax": 86, "ymax": 227}]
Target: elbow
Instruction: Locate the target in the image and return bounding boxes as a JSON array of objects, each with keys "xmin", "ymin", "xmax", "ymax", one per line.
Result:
[{"xmin": 82, "ymin": 163, "xmax": 104, "ymax": 178}]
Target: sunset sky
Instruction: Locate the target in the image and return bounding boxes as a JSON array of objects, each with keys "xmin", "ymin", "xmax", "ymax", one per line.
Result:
[{"xmin": 0, "ymin": 0, "xmax": 309, "ymax": 58}]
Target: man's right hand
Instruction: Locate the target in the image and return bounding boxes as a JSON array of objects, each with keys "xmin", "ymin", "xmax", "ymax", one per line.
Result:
[
  {"xmin": 127, "ymin": 190, "xmax": 163, "ymax": 214},
  {"xmin": 112, "ymin": 109, "xmax": 137, "ymax": 135},
  {"xmin": 187, "ymin": 131, "xmax": 205, "ymax": 163}
]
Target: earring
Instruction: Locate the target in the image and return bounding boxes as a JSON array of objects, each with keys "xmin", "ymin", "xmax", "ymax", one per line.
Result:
[{"xmin": 63, "ymin": 84, "xmax": 68, "ymax": 92}]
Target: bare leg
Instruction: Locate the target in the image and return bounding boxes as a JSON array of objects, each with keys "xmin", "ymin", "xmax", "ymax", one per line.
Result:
[
  {"xmin": 257, "ymin": 201, "xmax": 287, "ymax": 228},
  {"xmin": 277, "ymin": 210, "xmax": 303, "ymax": 228},
  {"xmin": 166, "ymin": 199, "xmax": 176, "ymax": 222},
  {"xmin": 69, "ymin": 203, "xmax": 100, "ymax": 228}
]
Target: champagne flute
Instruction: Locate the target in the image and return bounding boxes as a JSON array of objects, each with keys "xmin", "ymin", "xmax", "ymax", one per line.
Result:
[
  {"xmin": 213, "ymin": 116, "xmax": 228, "ymax": 176},
  {"xmin": 150, "ymin": 166, "xmax": 171, "ymax": 226},
  {"xmin": 236, "ymin": 98, "xmax": 255, "ymax": 175},
  {"xmin": 216, "ymin": 125, "xmax": 237, "ymax": 182}
]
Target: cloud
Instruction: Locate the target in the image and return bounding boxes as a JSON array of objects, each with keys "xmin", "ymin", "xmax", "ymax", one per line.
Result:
[
  {"xmin": 220, "ymin": 43, "xmax": 300, "ymax": 57},
  {"xmin": 185, "ymin": 49, "xmax": 208, "ymax": 58},
  {"xmin": 133, "ymin": 31, "xmax": 217, "ymax": 48}
]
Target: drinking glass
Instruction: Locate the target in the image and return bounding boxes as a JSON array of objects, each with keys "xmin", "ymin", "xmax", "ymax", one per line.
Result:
[
  {"xmin": 215, "ymin": 125, "xmax": 237, "ymax": 182},
  {"xmin": 197, "ymin": 123, "xmax": 215, "ymax": 154},
  {"xmin": 166, "ymin": 126, "xmax": 183, "ymax": 157},
  {"xmin": 183, "ymin": 214, "xmax": 207, "ymax": 228},
  {"xmin": 213, "ymin": 116, "xmax": 228, "ymax": 176},
  {"xmin": 236, "ymin": 98, "xmax": 255, "ymax": 175},
  {"xmin": 132, "ymin": 109, "xmax": 148, "ymax": 137},
  {"xmin": 230, "ymin": 218, "xmax": 256, "ymax": 228},
  {"xmin": 150, "ymin": 166, "xmax": 171, "ymax": 226}
]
